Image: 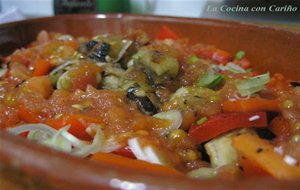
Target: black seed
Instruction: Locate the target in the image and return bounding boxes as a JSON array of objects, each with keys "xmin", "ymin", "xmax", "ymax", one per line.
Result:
[{"xmin": 239, "ymin": 166, "xmax": 244, "ymax": 171}]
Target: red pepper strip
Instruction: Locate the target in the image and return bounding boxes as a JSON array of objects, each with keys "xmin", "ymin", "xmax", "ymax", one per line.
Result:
[
  {"xmin": 45, "ymin": 114, "xmax": 103, "ymax": 141},
  {"xmin": 196, "ymin": 46, "xmax": 232, "ymax": 64},
  {"xmin": 233, "ymin": 57, "xmax": 251, "ymax": 69},
  {"xmin": 112, "ymin": 146, "xmax": 136, "ymax": 159},
  {"xmin": 32, "ymin": 59, "xmax": 52, "ymax": 76},
  {"xmin": 189, "ymin": 112, "xmax": 267, "ymax": 144},
  {"xmin": 91, "ymin": 153, "xmax": 184, "ymax": 177},
  {"xmin": 156, "ymin": 26, "xmax": 179, "ymax": 40},
  {"xmin": 222, "ymin": 98, "xmax": 280, "ymax": 113}
]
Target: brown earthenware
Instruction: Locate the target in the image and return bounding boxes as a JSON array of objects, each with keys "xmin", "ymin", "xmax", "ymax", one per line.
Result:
[{"xmin": 0, "ymin": 14, "xmax": 300, "ymax": 190}]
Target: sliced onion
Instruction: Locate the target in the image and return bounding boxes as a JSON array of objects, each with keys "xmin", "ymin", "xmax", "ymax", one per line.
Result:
[
  {"xmin": 0, "ymin": 68, "xmax": 7, "ymax": 78},
  {"xmin": 128, "ymin": 138, "xmax": 148, "ymax": 161},
  {"xmin": 113, "ymin": 40, "xmax": 132, "ymax": 63},
  {"xmin": 153, "ymin": 110, "xmax": 182, "ymax": 136},
  {"xmin": 7, "ymin": 124, "xmax": 57, "ymax": 135},
  {"xmin": 60, "ymin": 125, "xmax": 89, "ymax": 148},
  {"xmin": 101, "ymin": 136, "xmax": 122, "ymax": 153},
  {"xmin": 143, "ymin": 146, "xmax": 164, "ymax": 165},
  {"xmin": 72, "ymin": 124, "xmax": 104, "ymax": 158},
  {"xmin": 225, "ymin": 62, "xmax": 246, "ymax": 73},
  {"xmin": 7, "ymin": 123, "xmax": 120, "ymax": 158},
  {"xmin": 43, "ymin": 126, "xmax": 72, "ymax": 152},
  {"xmin": 49, "ymin": 60, "xmax": 76, "ymax": 76},
  {"xmin": 128, "ymin": 137, "xmax": 165, "ymax": 165}
]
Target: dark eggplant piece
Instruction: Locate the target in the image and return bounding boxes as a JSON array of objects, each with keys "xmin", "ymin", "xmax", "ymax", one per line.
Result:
[
  {"xmin": 88, "ymin": 42, "xmax": 111, "ymax": 62},
  {"xmin": 127, "ymin": 85, "xmax": 157, "ymax": 115},
  {"xmin": 86, "ymin": 40, "xmax": 98, "ymax": 51},
  {"xmin": 290, "ymin": 81, "xmax": 300, "ymax": 87}
]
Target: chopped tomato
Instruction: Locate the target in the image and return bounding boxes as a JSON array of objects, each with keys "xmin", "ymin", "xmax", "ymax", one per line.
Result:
[
  {"xmin": 32, "ymin": 59, "xmax": 52, "ymax": 76},
  {"xmin": 189, "ymin": 112, "xmax": 267, "ymax": 143},
  {"xmin": 17, "ymin": 105, "xmax": 41, "ymax": 123}
]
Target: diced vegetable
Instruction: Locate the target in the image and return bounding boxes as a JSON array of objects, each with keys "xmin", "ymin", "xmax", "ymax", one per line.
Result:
[
  {"xmin": 91, "ymin": 152, "xmax": 184, "ymax": 177},
  {"xmin": 187, "ymin": 167, "xmax": 218, "ymax": 179},
  {"xmin": 223, "ymin": 62, "xmax": 246, "ymax": 73},
  {"xmin": 167, "ymin": 129, "xmax": 188, "ymax": 142},
  {"xmin": 133, "ymin": 48, "xmax": 179, "ymax": 77},
  {"xmin": 153, "ymin": 110, "xmax": 182, "ymax": 136},
  {"xmin": 17, "ymin": 105, "xmax": 41, "ymax": 123},
  {"xmin": 196, "ymin": 46, "xmax": 232, "ymax": 64},
  {"xmin": 197, "ymin": 69, "xmax": 224, "ymax": 89},
  {"xmin": 21, "ymin": 76, "xmax": 53, "ymax": 98},
  {"xmin": 189, "ymin": 112, "xmax": 267, "ymax": 143},
  {"xmin": 236, "ymin": 73, "xmax": 270, "ymax": 97},
  {"xmin": 126, "ymin": 84, "xmax": 157, "ymax": 115},
  {"xmin": 112, "ymin": 146, "xmax": 136, "ymax": 159},
  {"xmin": 235, "ymin": 50, "xmax": 245, "ymax": 60},
  {"xmin": 234, "ymin": 58, "xmax": 251, "ymax": 69},
  {"xmin": 196, "ymin": 116, "xmax": 208, "ymax": 125},
  {"xmin": 156, "ymin": 26, "xmax": 179, "ymax": 40},
  {"xmin": 32, "ymin": 59, "xmax": 51, "ymax": 76},
  {"xmin": 204, "ymin": 132, "xmax": 238, "ymax": 168},
  {"xmin": 222, "ymin": 98, "xmax": 280, "ymax": 112},
  {"xmin": 187, "ymin": 55, "xmax": 199, "ymax": 64},
  {"xmin": 269, "ymin": 115, "xmax": 291, "ymax": 139},
  {"xmin": 232, "ymin": 133, "xmax": 300, "ymax": 180},
  {"xmin": 128, "ymin": 137, "xmax": 168, "ymax": 166},
  {"xmin": 0, "ymin": 68, "xmax": 7, "ymax": 78},
  {"xmin": 45, "ymin": 114, "xmax": 103, "ymax": 141}
]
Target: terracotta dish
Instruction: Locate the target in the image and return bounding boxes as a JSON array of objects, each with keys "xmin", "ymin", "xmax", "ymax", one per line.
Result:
[{"xmin": 0, "ymin": 14, "xmax": 300, "ymax": 190}]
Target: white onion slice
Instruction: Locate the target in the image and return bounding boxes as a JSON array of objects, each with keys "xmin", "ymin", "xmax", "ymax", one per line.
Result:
[
  {"xmin": 7, "ymin": 124, "xmax": 57, "ymax": 135},
  {"xmin": 72, "ymin": 124, "xmax": 104, "ymax": 158},
  {"xmin": 128, "ymin": 137, "xmax": 165, "ymax": 166},
  {"xmin": 143, "ymin": 146, "xmax": 163, "ymax": 165},
  {"xmin": 153, "ymin": 110, "xmax": 182, "ymax": 136},
  {"xmin": 113, "ymin": 40, "xmax": 133, "ymax": 63},
  {"xmin": 128, "ymin": 138, "xmax": 148, "ymax": 161},
  {"xmin": 49, "ymin": 60, "xmax": 76, "ymax": 76},
  {"xmin": 43, "ymin": 126, "xmax": 72, "ymax": 152},
  {"xmin": 60, "ymin": 125, "xmax": 90, "ymax": 148},
  {"xmin": 7, "ymin": 123, "xmax": 120, "ymax": 158},
  {"xmin": 0, "ymin": 68, "xmax": 7, "ymax": 78},
  {"xmin": 101, "ymin": 137, "xmax": 122, "ymax": 153}
]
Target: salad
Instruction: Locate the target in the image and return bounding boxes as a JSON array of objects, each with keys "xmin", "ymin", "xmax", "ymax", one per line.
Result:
[{"xmin": 1, "ymin": 26, "xmax": 300, "ymax": 180}]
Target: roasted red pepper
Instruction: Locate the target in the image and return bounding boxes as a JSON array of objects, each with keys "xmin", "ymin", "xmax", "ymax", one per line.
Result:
[
  {"xmin": 189, "ymin": 112, "xmax": 267, "ymax": 143},
  {"xmin": 112, "ymin": 146, "xmax": 136, "ymax": 159},
  {"xmin": 196, "ymin": 46, "xmax": 232, "ymax": 64},
  {"xmin": 45, "ymin": 114, "xmax": 103, "ymax": 141},
  {"xmin": 157, "ymin": 26, "xmax": 179, "ymax": 40},
  {"xmin": 234, "ymin": 57, "xmax": 251, "ymax": 69}
]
